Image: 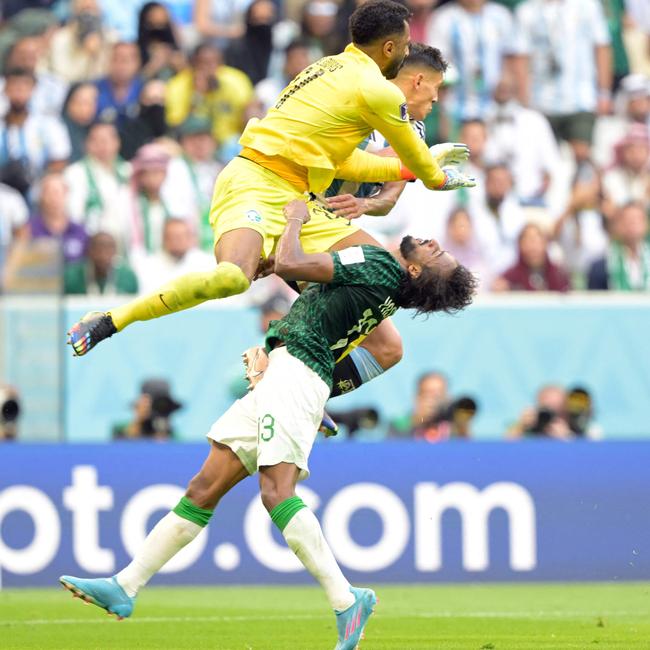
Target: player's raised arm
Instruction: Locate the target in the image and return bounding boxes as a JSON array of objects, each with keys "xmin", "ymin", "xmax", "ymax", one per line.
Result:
[
  {"xmin": 273, "ymin": 200, "xmax": 335, "ymax": 283},
  {"xmin": 326, "ymin": 181, "xmax": 406, "ymax": 219},
  {"xmin": 358, "ymin": 80, "xmax": 475, "ymax": 191}
]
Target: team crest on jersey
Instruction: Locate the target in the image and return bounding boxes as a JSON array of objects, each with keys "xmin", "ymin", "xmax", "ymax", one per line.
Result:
[
  {"xmin": 399, "ymin": 103, "xmax": 408, "ymax": 121},
  {"xmin": 246, "ymin": 210, "xmax": 263, "ymax": 223},
  {"xmin": 336, "ymin": 378, "xmax": 355, "ymax": 394}
]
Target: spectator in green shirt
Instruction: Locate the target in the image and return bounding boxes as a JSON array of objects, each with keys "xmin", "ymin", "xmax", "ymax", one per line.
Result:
[{"xmin": 64, "ymin": 231, "xmax": 138, "ymax": 295}]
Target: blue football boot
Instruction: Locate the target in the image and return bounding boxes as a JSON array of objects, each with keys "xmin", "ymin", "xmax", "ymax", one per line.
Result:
[
  {"xmin": 59, "ymin": 575, "xmax": 135, "ymax": 620},
  {"xmin": 334, "ymin": 587, "xmax": 377, "ymax": 650}
]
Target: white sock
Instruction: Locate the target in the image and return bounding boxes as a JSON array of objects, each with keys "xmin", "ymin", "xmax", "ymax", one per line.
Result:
[
  {"xmin": 116, "ymin": 512, "xmax": 202, "ymax": 597},
  {"xmin": 282, "ymin": 508, "xmax": 355, "ymax": 611}
]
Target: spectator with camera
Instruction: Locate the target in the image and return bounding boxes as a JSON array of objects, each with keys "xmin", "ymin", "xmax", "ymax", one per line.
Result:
[
  {"xmin": 48, "ymin": 0, "xmax": 117, "ymax": 83},
  {"xmin": 112, "ymin": 378, "xmax": 183, "ymax": 440},
  {"xmin": 507, "ymin": 384, "xmax": 572, "ymax": 439},
  {"xmin": 588, "ymin": 201, "xmax": 650, "ymax": 291},
  {"xmin": 0, "ymin": 67, "xmax": 71, "ymax": 198},
  {"xmin": 165, "ymin": 41, "xmax": 253, "ymax": 159},
  {"xmin": 433, "ymin": 396, "xmax": 479, "ymax": 441},
  {"xmin": 64, "ymin": 231, "xmax": 138, "ymax": 295},
  {"xmin": 0, "ymin": 384, "xmax": 21, "ymax": 441},
  {"xmin": 508, "ymin": 383, "xmax": 600, "ymax": 439}
]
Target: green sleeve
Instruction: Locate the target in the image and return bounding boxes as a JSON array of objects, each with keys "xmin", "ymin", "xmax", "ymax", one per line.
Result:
[{"xmin": 331, "ymin": 246, "xmax": 402, "ymax": 288}]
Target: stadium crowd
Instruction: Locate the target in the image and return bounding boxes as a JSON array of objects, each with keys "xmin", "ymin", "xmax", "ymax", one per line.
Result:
[
  {"xmin": 0, "ymin": 0, "xmax": 647, "ymax": 442},
  {"xmin": 0, "ymin": 0, "xmax": 649, "ymax": 296}
]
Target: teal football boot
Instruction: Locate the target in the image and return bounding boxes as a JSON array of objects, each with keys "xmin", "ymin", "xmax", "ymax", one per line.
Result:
[
  {"xmin": 334, "ymin": 587, "xmax": 377, "ymax": 650},
  {"xmin": 59, "ymin": 575, "xmax": 135, "ymax": 620}
]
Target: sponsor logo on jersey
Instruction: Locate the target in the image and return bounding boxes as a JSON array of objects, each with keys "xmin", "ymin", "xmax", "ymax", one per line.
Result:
[
  {"xmin": 400, "ymin": 103, "xmax": 408, "ymax": 121},
  {"xmin": 246, "ymin": 210, "xmax": 262, "ymax": 223}
]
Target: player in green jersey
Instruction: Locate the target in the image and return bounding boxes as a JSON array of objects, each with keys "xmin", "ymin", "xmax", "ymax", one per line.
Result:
[{"xmin": 60, "ymin": 199, "xmax": 476, "ymax": 650}]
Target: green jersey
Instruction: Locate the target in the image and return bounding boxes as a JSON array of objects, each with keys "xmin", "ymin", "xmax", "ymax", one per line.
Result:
[{"xmin": 265, "ymin": 245, "xmax": 403, "ymax": 388}]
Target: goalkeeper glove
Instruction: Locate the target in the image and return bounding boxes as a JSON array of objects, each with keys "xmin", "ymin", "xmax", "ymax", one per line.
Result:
[
  {"xmin": 434, "ymin": 165, "xmax": 476, "ymax": 191},
  {"xmin": 429, "ymin": 142, "xmax": 471, "ymax": 167}
]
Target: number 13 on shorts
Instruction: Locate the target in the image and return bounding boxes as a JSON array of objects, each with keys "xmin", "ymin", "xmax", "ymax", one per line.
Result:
[{"xmin": 258, "ymin": 413, "xmax": 275, "ymax": 441}]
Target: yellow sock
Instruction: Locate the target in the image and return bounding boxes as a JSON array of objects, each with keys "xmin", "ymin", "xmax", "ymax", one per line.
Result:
[{"xmin": 109, "ymin": 262, "xmax": 250, "ymax": 331}]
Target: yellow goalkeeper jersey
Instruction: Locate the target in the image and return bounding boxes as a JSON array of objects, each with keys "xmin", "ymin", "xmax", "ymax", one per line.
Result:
[{"xmin": 239, "ymin": 43, "xmax": 445, "ymax": 193}]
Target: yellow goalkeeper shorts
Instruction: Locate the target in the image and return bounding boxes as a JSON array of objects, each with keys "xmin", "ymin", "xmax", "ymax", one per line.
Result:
[{"xmin": 209, "ymin": 156, "xmax": 359, "ymax": 259}]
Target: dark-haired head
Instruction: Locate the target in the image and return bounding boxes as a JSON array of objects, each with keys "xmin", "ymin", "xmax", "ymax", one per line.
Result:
[
  {"xmin": 3, "ymin": 68, "xmax": 36, "ymax": 115},
  {"xmin": 350, "ymin": 0, "xmax": 410, "ymax": 45},
  {"xmin": 395, "ymin": 42, "xmax": 447, "ymax": 119},
  {"xmin": 137, "ymin": 2, "xmax": 177, "ymax": 64},
  {"xmin": 395, "ymin": 235, "xmax": 477, "ymax": 316},
  {"xmin": 284, "ymin": 39, "xmax": 312, "ymax": 78},
  {"xmin": 402, "ymin": 42, "xmax": 447, "ymax": 74},
  {"xmin": 350, "ymin": 1, "xmax": 411, "ymax": 79}
]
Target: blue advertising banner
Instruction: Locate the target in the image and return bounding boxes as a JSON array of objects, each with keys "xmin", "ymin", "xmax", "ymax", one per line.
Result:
[{"xmin": 1, "ymin": 442, "xmax": 649, "ymax": 588}]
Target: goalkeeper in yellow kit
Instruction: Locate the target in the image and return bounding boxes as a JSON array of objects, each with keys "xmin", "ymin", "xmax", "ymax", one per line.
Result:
[{"xmin": 68, "ymin": 0, "xmax": 474, "ymax": 357}]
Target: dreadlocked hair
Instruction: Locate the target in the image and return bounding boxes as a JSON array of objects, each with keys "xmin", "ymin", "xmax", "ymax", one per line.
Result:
[{"xmin": 395, "ymin": 264, "xmax": 478, "ymax": 317}]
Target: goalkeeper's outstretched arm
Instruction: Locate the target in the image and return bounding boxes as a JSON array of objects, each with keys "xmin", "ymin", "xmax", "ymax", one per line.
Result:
[{"xmin": 357, "ymin": 80, "xmax": 475, "ymax": 191}]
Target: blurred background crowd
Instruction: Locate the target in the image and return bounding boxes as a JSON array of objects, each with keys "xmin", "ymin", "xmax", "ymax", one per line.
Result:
[{"xmin": 1, "ymin": 0, "xmax": 649, "ymax": 442}]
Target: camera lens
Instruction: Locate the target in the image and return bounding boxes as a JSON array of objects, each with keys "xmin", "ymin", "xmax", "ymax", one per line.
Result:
[{"xmin": 1, "ymin": 398, "xmax": 20, "ymax": 423}]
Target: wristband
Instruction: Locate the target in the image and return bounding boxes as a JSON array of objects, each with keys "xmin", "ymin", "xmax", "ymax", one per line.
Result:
[
  {"xmin": 399, "ymin": 164, "xmax": 416, "ymax": 181},
  {"xmin": 432, "ymin": 171, "xmax": 448, "ymax": 190}
]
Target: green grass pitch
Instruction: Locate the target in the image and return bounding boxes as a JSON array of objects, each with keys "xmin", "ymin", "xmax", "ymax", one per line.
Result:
[{"xmin": 1, "ymin": 583, "xmax": 649, "ymax": 649}]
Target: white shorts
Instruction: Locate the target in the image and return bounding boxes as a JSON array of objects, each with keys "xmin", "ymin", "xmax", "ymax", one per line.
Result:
[{"xmin": 207, "ymin": 347, "xmax": 330, "ymax": 480}]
